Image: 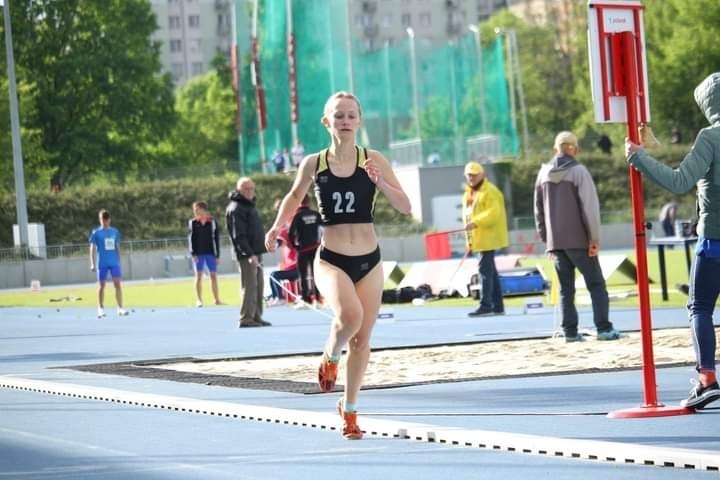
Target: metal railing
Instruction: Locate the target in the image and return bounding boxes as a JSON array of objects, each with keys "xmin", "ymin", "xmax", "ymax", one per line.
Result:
[
  {"xmin": 0, "ymin": 237, "xmax": 225, "ymax": 264},
  {"xmin": 0, "ymin": 225, "xmax": 428, "ymax": 264},
  {"xmin": 511, "ymin": 210, "xmax": 635, "ymax": 231}
]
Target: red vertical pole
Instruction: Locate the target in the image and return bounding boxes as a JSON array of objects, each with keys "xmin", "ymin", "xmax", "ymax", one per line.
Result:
[
  {"xmin": 286, "ymin": 0, "xmax": 299, "ymax": 144},
  {"xmin": 620, "ymin": 31, "xmax": 658, "ymax": 407},
  {"xmin": 607, "ymin": 30, "xmax": 692, "ymax": 418},
  {"xmin": 252, "ymin": 37, "xmax": 267, "ymax": 131}
]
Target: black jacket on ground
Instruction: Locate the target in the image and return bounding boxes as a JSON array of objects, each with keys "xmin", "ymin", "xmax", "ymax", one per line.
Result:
[{"xmin": 225, "ymin": 192, "xmax": 266, "ymax": 260}]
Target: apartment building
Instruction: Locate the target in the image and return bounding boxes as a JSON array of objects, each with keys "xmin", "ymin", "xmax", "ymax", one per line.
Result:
[
  {"xmin": 507, "ymin": 0, "xmax": 578, "ymax": 52},
  {"xmin": 149, "ymin": 0, "xmax": 521, "ymax": 84},
  {"xmin": 150, "ymin": 0, "xmax": 244, "ymax": 86},
  {"xmin": 349, "ymin": 0, "xmax": 510, "ymax": 50}
]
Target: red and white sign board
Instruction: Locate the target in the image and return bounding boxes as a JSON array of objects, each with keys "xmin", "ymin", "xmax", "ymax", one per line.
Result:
[{"xmin": 587, "ymin": 0, "xmax": 650, "ymax": 123}]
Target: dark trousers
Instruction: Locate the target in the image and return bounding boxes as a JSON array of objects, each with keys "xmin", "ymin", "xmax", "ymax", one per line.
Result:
[
  {"xmin": 269, "ymin": 269, "xmax": 298, "ymax": 299},
  {"xmin": 689, "ymin": 254, "xmax": 720, "ymax": 372},
  {"xmin": 297, "ymin": 248, "xmax": 319, "ymax": 302},
  {"xmin": 553, "ymin": 249, "xmax": 613, "ymax": 336},
  {"xmin": 478, "ymin": 250, "xmax": 504, "ymax": 312}
]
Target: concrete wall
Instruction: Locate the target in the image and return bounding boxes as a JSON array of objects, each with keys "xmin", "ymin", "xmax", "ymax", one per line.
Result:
[{"xmin": 396, "ymin": 164, "xmax": 511, "ymax": 229}]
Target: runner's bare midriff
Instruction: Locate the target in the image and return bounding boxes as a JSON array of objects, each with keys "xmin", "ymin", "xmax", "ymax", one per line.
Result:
[{"xmin": 321, "ymin": 223, "xmax": 378, "ymax": 256}]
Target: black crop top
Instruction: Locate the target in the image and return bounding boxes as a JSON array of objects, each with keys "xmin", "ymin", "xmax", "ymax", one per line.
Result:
[{"xmin": 313, "ymin": 146, "xmax": 377, "ymax": 225}]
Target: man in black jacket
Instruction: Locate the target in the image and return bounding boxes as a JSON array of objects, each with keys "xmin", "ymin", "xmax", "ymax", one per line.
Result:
[{"xmin": 226, "ymin": 177, "xmax": 270, "ymax": 327}]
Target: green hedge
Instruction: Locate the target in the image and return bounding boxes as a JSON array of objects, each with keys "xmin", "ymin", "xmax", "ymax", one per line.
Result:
[
  {"xmin": 509, "ymin": 145, "xmax": 695, "ymax": 220},
  {"xmin": 0, "ymin": 173, "xmax": 417, "ymax": 247},
  {"xmin": 0, "ymin": 145, "xmax": 696, "ymax": 247}
]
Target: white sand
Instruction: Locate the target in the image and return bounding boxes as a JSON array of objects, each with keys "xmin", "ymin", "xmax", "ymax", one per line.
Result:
[{"xmin": 149, "ymin": 328, "xmax": 709, "ymax": 386}]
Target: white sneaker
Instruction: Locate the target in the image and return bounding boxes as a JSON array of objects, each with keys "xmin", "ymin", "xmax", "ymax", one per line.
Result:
[
  {"xmin": 97, "ymin": 307, "xmax": 106, "ymax": 318},
  {"xmin": 266, "ymin": 298, "xmax": 282, "ymax": 307},
  {"xmin": 117, "ymin": 308, "xmax": 129, "ymax": 316},
  {"xmin": 195, "ymin": 300, "xmax": 203, "ymax": 308}
]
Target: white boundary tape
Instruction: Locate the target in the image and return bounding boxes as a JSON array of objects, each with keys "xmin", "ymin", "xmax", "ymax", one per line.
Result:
[
  {"xmin": 1, "ymin": 375, "xmax": 718, "ymax": 472},
  {"xmin": 268, "ymin": 276, "xmax": 334, "ymax": 319}
]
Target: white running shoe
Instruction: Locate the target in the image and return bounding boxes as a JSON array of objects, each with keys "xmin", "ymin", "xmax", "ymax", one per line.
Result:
[
  {"xmin": 195, "ymin": 300, "xmax": 203, "ymax": 308},
  {"xmin": 266, "ymin": 298, "xmax": 282, "ymax": 307},
  {"xmin": 97, "ymin": 307, "xmax": 106, "ymax": 318},
  {"xmin": 117, "ymin": 308, "xmax": 129, "ymax": 316}
]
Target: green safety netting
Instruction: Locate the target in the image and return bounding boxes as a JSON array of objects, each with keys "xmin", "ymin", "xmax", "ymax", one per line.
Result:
[{"xmin": 240, "ymin": 0, "xmax": 518, "ymax": 172}]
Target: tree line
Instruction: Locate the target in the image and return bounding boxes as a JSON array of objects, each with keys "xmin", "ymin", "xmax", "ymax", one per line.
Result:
[{"xmin": 1, "ymin": 0, "xmax": 718, "ymax": 194}]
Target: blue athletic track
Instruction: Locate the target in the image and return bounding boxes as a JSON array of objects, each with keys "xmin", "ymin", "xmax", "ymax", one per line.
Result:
[{"xmin": 1, "ymin": 303, "xmax": 718, "ymax": 479}]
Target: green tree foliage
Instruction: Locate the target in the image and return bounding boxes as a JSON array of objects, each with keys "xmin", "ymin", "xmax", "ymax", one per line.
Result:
[
  {"xmin": 419, "ymin": 97, "xmax": 454, "ymax": 140},
  {"xmin": 0, "ymin": 174, "xmax": 418, "ymax": 246},
  {"xmin": 0, "ymin": 77, "xmax": 51, "ymax": 190},
  {"xmin": 509, "ymin": 145, "xmax": 694, "ymax": 222},
  {"xmin": 643, "ymin": 0, "xmax": 720, "ymax": 139},
  {"xmin": 0, "ymin": 0, "xmax": 175, "ymax": 188},
  {"xmin": 568, "ymin": 0, "xmax": 720, "ymax": 147},
  {"xmin": 479, "ymin": 10, "xmax": 583, "ymax": 153},
  {"xmin": 162, "ymin": 69, "xmax": 237, "ymax": 174},
  {"xmin": 467, "ymin": 1, "xmax": 720, "ymax": 154}
]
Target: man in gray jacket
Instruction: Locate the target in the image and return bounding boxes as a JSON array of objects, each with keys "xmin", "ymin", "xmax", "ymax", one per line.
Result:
[
  {"xmin": 226, "ymin": 177, "xmax": 270, "ymax": 328},
  {"xmin": 534, "ymin": 131, "xmax": 622, "ymax": 343},
  {"xmin": 625, "ymin": 72, "xmax": 720, "ymax": 410}
]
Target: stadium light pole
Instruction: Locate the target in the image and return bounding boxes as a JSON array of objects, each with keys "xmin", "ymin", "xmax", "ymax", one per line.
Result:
[
  {"xmin": 230, "ymin": 0, "xmax": 246, "ymax": 174},
  {"xmin": 344, "ymin": 0, "xmax": 354, "ymax": 92},
  {"xmin": 468, "ymin": 24, "xmax": 488, "ymax": 133},
  {"xmin": 406, "ymin": 27, "xmax": 421, "ymax": 140},
  {"xmin": 495, "ymin": 28, "xmax": 517, "ymax": 149},
  {"xmin": 251, "ymin": 0, "xmax": 267, "ymax": 172},
  {"xmin": 447, "ymin": 40, "xmax": 460, "ymax": 161},
  {"xmin": 495, "ymin": 27, "xmax": 528, "ymax": 157},
  {"xmin": 508, "ymin": 29, "xmax": 529, "ymax": 157},
  {"xmin": 3, "ymin": 0, "xmax": 29, "ymax": 249},
  {"xmin": 326, "ymin": 8, "xmax": 335, "ymax": 92},
  {"xmin": 383, "ymin": 40, "xmax": 393, "ymax": 143},
  {"xmin": 286, "ymin": 0, "xmax": 298, "ymax": 146}
]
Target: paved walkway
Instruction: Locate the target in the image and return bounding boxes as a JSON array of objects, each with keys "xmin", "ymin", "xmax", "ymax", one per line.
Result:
[{"xmin": 1, "ymin": 303, "xmax": 718, "ymax": 479}]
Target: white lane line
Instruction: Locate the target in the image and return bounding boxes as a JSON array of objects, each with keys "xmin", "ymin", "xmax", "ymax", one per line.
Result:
[{"xmin": 1, "ymin": 375, "xmax": 718, "ymax": 472}]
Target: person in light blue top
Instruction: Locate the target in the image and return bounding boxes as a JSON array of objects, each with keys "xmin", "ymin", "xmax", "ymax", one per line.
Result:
[
  {"xmin": 89, "ymin": 209, "xmax": 128, "ymax": 318},
  {"xmin": 625, "ymin": 72, "xmax": 720, "ymax": 410}
]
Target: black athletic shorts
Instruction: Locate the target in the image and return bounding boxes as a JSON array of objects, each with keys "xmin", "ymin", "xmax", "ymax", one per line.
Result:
[{"xmin": 318, "ymin": 245, "xmax": 381, "ymax": 284}]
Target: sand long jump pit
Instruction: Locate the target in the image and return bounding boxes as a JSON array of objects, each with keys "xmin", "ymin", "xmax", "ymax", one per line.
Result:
[{"xmin": 64, "ymin": 328, "xmax": 701, "ymax": 394}]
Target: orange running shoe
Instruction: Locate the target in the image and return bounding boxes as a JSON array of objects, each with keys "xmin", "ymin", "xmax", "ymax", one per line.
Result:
[
  {"xmin": 317, "ymin": 354, "xmax": 338, "ymax": 393},
  {"xmin": 336, "ymin": 399, "xmax": 363, "ymax": 440}
]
